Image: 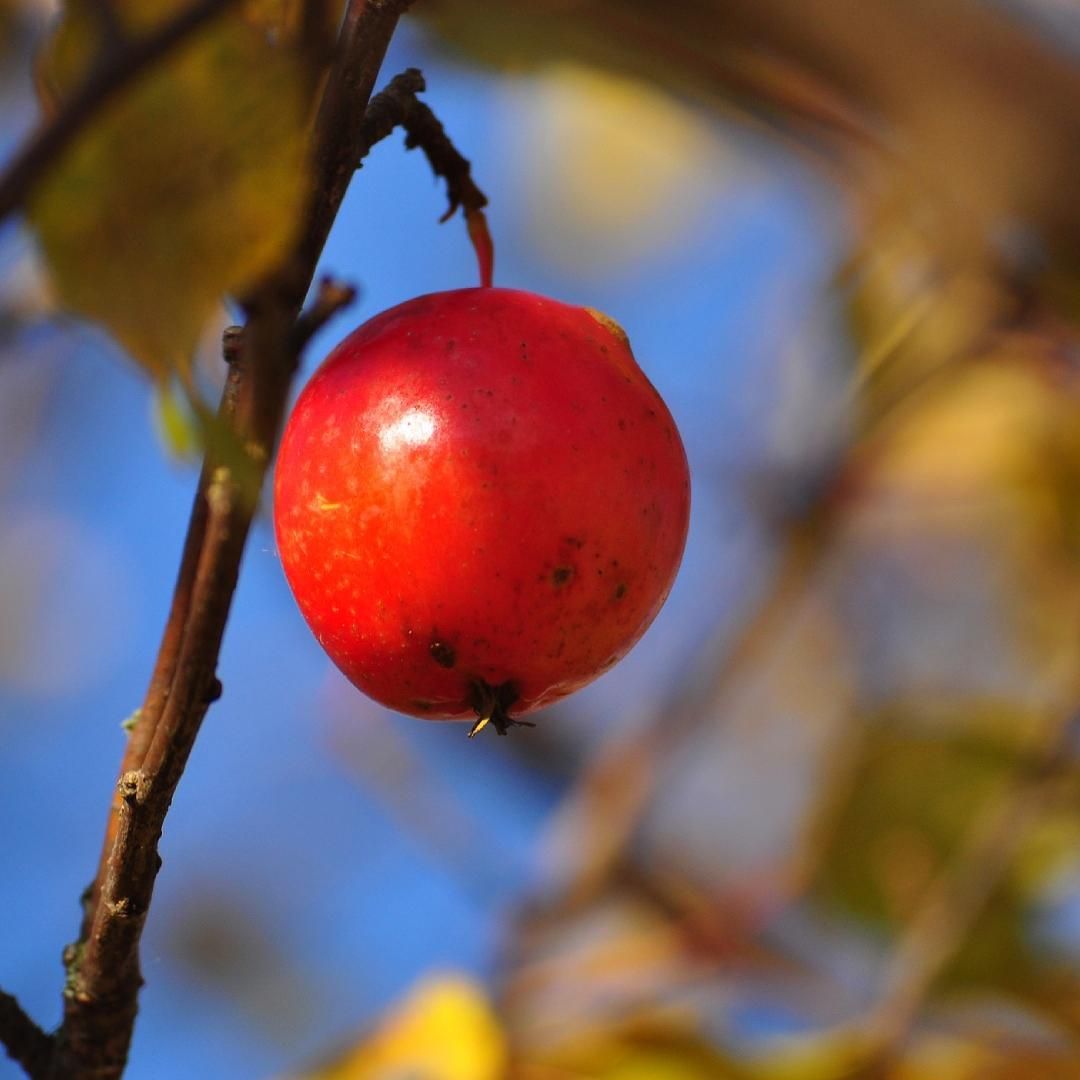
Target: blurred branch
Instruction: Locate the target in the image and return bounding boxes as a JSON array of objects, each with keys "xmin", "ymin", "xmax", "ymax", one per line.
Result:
[
  {"xmin": 539, "ymin": 511, "xmax": 834, "ymax": 911},
  {"xmin": 858, "ymin": 710, "xmax": 1080, "ymax": 1064},
  {"xmin": 0, "ymin": 991, "xmax": 51, "ymax": 1080},
  {"xmin": 329, "ymin": 718, "xmax": 516, "ymax": 902},
  {"xmin": 0, "ymin": 0, "xmax": 245, "ymax": 227},
  {"xmin": 85, "ymin": 0, "xmax": 129, "ymax": 55},
  {"xmin": 47, "ymin": 3, "xmax": 412, "ymax": 1077}
]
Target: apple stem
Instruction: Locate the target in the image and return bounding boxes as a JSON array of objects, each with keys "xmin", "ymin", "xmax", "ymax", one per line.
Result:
[{"xmin": 466, "ymin": 207, "xmax": 495, "ymax": 288}]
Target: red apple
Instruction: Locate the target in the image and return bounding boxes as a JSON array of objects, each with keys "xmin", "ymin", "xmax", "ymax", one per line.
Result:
[{"xmin": 273, "ymin": 287, "xmax": 690, "ymax": 734}]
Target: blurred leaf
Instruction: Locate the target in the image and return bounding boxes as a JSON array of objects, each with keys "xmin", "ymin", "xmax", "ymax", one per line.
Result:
[
  {"xmin": 520, "ymin": 1026, "xmax": 748, "ymax": 1079},
  {"xmin": 887, "ymin": 1030, "xmax": 1080, "ymax": 1080},
  {"xmin": 29, "ymin": 0, "xmax": 311, "ymax": 378},
  {"xmin": 842, "ymin": 212, "xmax": 1009, "ymax": 427},
  {"xmin": 836, "ymin": 349, "xmax": 1080, "ymax": 715},
  {"xmin": 503, "ymin": 63, "xmax": 732, "ymax": 275},
  {"xmin": 151, "ymin": 380, "xmax": 201, "ymax": 461},
  {"xmin": 736, "ymin": 1022, "xmax": 1080, "ymax": 1080},
  {"xmin": 812, "ymin": 719, "xmax": 1080, "ymax": 993},
  {"xmin": 288, "ymin": 974, "xmax": 506, "ymax": 1080},
  {"xmin": 735, "ymin": 1028, "xmax": 879, "ymax": 1080},
  {"xmin": 885, "ymin": 1032, "xmax": 1080, "ymax": 1080},
  {"xmin": 503, "ymin": 892, "xmax": 702, "ymax": 1055},
  {"xmin": 421, "ymin": 1, "xmax": 1080, "ymax": 262}
]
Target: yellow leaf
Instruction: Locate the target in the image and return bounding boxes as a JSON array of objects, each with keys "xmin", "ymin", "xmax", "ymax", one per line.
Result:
[
  {"xmin": 504, "ymin": 63, "xmax": 733, "ymax": 275},
  {"xmin": 30, "ymin": 2, "xmax": 311, "ymax": 378},
  {"xmin": 151, "ymin": 381, "xmax": 200, "ymax": 461},
  {"xmin": 289, "ymin": 973, "xmax": 506, "ymax": 1080}
]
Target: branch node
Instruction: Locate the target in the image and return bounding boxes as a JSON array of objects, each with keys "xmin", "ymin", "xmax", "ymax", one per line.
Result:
[
  {"xmin": 116, "ymin": 771, "xmax": 142, "ymax": 805},
  {"xmin": 106, "ymin": 897, "xmax": 137, "ymax": 920},
  {"xmin": 293, "ymin": 276, "xmax": 359, "ymax": 349},
  {"xmin": 222, "ymin": 325, "xmax": 244, "ymax": 365},
  {"xmin": 203, "ymin": 675, "xmax": 223, "ymax": 704},
  {"xmin": 207, "ymin": 466, "xmax": 234, "ymax": 515}
]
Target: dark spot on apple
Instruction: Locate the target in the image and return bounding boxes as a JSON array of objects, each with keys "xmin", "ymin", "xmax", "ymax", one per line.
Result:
[
  {"xmin": 551, "ymin": 566, "xmax": 574, "ymax": 587},
  {"xmin": 429, "ymin": 640, "xmax": 456, "ymax": 668},
  {"xmin": 613, "ymin": 583, "xmax": 627, "ymax": 600}
]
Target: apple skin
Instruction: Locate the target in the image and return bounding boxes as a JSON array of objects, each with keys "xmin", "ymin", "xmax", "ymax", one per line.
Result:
[{"xmin": 273, "ymin": 287, "xmax": 690, "ymax": 725}]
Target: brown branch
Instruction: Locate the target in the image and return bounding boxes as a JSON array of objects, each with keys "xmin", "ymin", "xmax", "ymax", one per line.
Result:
[
  {"xmin": 48, "ymin": 3, "xmax": 412, "ymax": 1077},
  {"xmin": 358, "ymin": 67, "xmax": 489, "ymax": 222},
  {"xmin": 0, "ymin": 0, "xmax": 245, "ymax": 227},
  {"xmin": 0, "ymin": 991, "xmax": 52, "ymax": 1080},
  {"xmin": 75, "ymin": 326, "xmax": 245, "ymax": 954}
]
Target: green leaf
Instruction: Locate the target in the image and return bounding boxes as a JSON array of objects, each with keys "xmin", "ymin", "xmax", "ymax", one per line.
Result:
[{"xmin": 29, "ymin": 1, "xmax": 311, "ymax": 379}]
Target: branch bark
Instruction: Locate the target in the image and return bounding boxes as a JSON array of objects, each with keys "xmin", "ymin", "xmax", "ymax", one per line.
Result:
[
  {"xmin": 41, "ymin": 3, "xmax": 413, "ymax": 1077},
  {"xmin": 0, "ymin": 992, "xmax": 52, "ymax": 1080}
]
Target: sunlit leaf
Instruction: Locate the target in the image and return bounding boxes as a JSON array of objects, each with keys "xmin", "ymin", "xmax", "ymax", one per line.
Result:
[
  {"xmin": 29, "ymin": 0, "xmax": 311, "ymax": 378},
  {"xmin": 288, "ymin": 974, "xmax": 506, "ymax": 1080}
]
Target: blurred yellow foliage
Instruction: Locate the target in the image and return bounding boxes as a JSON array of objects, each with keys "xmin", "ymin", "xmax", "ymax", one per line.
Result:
[
  {"xmin": 506, "ymin": 63, "xmax": 728, "ymax": 274},
  {"xmin": 291, "ymin": 974, "xmax": 506, "ymax": 1080}
]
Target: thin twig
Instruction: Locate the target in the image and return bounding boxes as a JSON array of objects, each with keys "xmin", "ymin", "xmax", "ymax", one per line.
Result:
[
  {"xmin": 0, "ymin": 991, "xmax": 52, "ymax": 1080},
  {"xmin": 292, "ymin": 276, "xmax": 359, "ymax": 350},
  {"xmin": 0, "ymin": 0, "xmax": 244, "ymax": 226},
  {"xmin": 357, "ymin": 66, "xmax": 494, "ymax": 284},
  {"xmin": 360, "ymin": 65, "xmax": 488, "ymax": 221},
  {"xmin": 358, "ymin": 67, "xmax": 426, "ymax": 152},
  {"xmin": 359, "ymin": 67, "xmax": 489, "ymax": 222},
  {"xmin": 50, "ymin": 2, "xmax": 412, "ymax": 1076}
]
